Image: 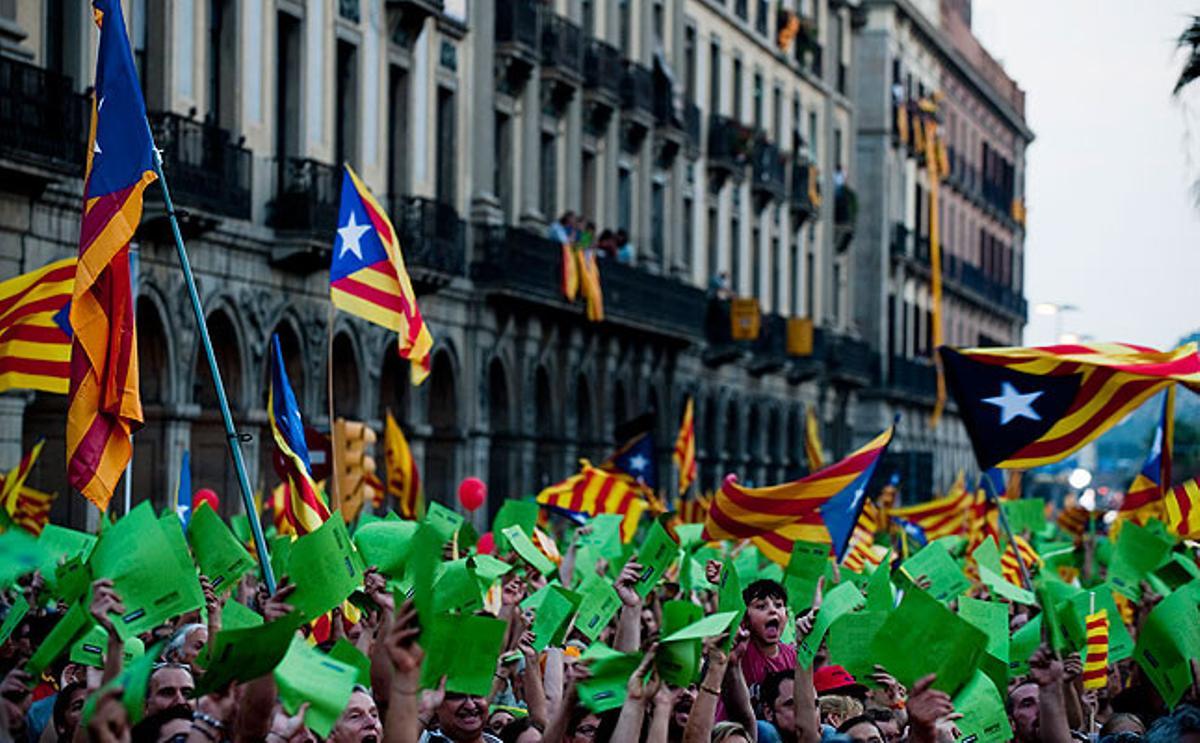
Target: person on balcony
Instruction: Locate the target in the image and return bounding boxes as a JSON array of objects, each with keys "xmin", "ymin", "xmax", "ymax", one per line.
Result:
[
  {"xmin": 548, "ymin": 211, "xmax": 577, "ymax": 246},
  {"xmin": 615, "ymin": 229, "xmax": 636, "ymax": 265}
]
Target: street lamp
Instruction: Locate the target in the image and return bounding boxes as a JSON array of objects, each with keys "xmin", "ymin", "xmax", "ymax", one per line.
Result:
[{"xmin": 1068, "ymin": 467, "xmax": 1092, "ymax": 490}]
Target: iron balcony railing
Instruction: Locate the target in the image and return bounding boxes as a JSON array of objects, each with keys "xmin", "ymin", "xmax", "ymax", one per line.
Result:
[
  {"xmin": 834, "ymin": 184, "xmax": 857, "ymax": 227},
  {"xmin": 0, "ymin": 55, "xmax": 88, "ymax": 175},
  {"xmin": 387, "ymin": 195, "xmax": 466, "ymax": 277},
  {"xmin": 707, "ymin": 113, "xmax": 750, "ymax": 173},
  {"xmin": 583, "ymin": 39, "xmax": 622, "ymax": 97},
  {"xmin": 888, "ymin": 355, "xmax": 938, "ymax": 400},
  {"xmin": 495, "ymin": 0, "xmax": 539, "ymax": 50},
  {"xmin": 272, "ymin": 157, "xmax": 339, "ymax": 236},
  {"xmin": 148, "ymin": 112, "xmax": 252, "ymax": 220},
  {"xmin": 620, "ymin": 61, "xmax": 654, "ymax": 115},
  {"xmin": 790, "ymin": 160, "xmax": 817, "ymax": 217},
  {"xmin": 540, "ymin": 11, "xmax": 583, "ymax": 76},
  {"xmin": 751, "ymin": 138, "xmax": 787, "ymax": 201}
]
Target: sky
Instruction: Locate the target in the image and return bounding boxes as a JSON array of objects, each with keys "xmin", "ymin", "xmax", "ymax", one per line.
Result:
[{"xmin": 971, "ymin": 0, "xmax": 1200, "ymax": 349}]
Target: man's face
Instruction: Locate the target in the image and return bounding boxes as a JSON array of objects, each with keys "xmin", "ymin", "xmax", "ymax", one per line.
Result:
[
  {"xmin": 329, "ymin": 690, "xmax": 381, "ymax": 743},
  {"xmin": 568, "ymin": 713, "xmax": 601, "ymax": 743},
  {"xmin": 57, "ymin": 687, "xmax": 88, "ymax": 739},
  {"xmin": 671, "ymin": 685, "xmax": 696, "ymax": 730},
  {"xmin": 746, "ymin": 595, "xmax": 787, "ymax": 645},
  {"xmin": 842, "ymin": 721, "xmax": 884, "ymax": 743},
  {"xmin": 181, "ymin": 628, "xmax": 208, "ymax": 665},
  {"xmin": 1008, "ymin": 682, "xmax": 1039, "ymax": 741},
  {"xmin": 146, "ymin": 667, "xmax": 195, "ymax": 715},
  {"xmin": 437, "ymin": 693, "xmax": 488, "ymax": 741},
  {"xmin": 765, "ymin": 678, "xmax": 797, "ymax": 738}
]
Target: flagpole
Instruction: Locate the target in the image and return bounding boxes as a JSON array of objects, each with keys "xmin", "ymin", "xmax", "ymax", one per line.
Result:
[
  {"xmin": 150, "ymin": 151, "xmax": 276, "ymax": 594},
  {"xmin": 123, "ymin": 243, "xmax": 139, "ymax": 516},
  {"xmin": 980, "ymin": 472, "xmax": 1033, "ymax": 592},
  {"xmin": 326, "ymin": 305, "xmax": 340, "ymax": 512}
]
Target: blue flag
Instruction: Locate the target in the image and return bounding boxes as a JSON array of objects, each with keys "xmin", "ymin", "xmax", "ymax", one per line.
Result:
[
  {"xmin": 176, "ymin": 450, "xmax": 192, "ymax": 527},
  {"xmin": 819, "ymin": 422, "xmax": 897, "ymax": 562}
]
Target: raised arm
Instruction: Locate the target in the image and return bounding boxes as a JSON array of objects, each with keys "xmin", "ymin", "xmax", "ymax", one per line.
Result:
[
  {"xmin": 721, "ymin": 628, "xmax": 758, "ymax": 742},
  {"xmin": 1029, "ymin": 645, "xmax": 1073, "ymax": 743},
  {"xmin": 793, "ymin": 577, "xmax": 823, "ymax": 743},
  {"xmin": 518, "ymin": 631, "xmax": 550, "ymax": 731},
  {"xmin": 683, "ymin": 634, "xmax": 732, "ymax": 743},
  {"xmin": 612, "ymin": 646, "xmax": 659, "ymax": 743},
  {"xmin": 88, "ymin": 579, "xmax": 126, "ymax": 686},
  {"xmin": 613, "ymin": 561, "xmax": 644, "ymax": 653},
  {"xmin": 382, "ymin": 601, "xmax": 424, "ymax": 743}
]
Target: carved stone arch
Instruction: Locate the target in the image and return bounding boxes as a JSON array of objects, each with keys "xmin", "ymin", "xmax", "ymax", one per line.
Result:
[
  {"xmin": 746, "ymin": 401, "xmax": 763, "ymax": 483},
  {"xmin": 573, "ymin": 368, "xmax": 596, "ymax": 461},
  {"xmin": 486, "ymin": 351, "xmax": 516, "ymax": 512},
  {"xmin": 135, "ymin": 282, "xmax": 177, "ymax": 406},
  {"xmin": 192, "ymin": 295, "xmax": 251, "ymax": 412},
  {"xmin": 766, "ymin": 403, "xmax": 784, "ymax": 481},
  {"xmin": 426, "ymin": 344, "xmax": 463, "ymax": 506},
  {"xmin": 330, "ymin": 316, "xmax": 366, "ymax": 420}
]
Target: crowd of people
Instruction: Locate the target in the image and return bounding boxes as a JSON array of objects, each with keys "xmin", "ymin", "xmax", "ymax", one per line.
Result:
[
  {"xmin": 548, "ymin": 212, "xmax": 637, "ymax": 266},
  {"xmin": 0, "ymin": 501, "xmax": 1198, "ymax": 743}
]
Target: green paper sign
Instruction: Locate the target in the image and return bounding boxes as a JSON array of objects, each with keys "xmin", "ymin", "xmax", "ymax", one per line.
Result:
[
  {"xmin": 275, "ymin": 635, "xmax": 358, "ymax": 738},
  {"xmin": 286, "ymin": 516, "xmax": 363, "ymax": 620},
  {"xmin": 220, "ymin": 599, "xmax": 264, "ymax": 630},
  {"xmin": 69, "ymin": 626, "xmax": 144, "ymax": 668},
  {"xmin": 432, "ymin": 558, "xmax": 483, "ymax": 615},
  {"xmin": 952, "ymin": 670, "xmax": 1013, "ymax": 743},
  {"xmin": 187, "ymin": 503, "xmax": 256, "ymax": 592},
  {"xmin": 351, "ymin": 520, "xmax": 417, "ymax": 578},
  {"xmin": 195, "ymin": 615, "xmax": 303, "ymax": 695},
  {"xmin": 573, "ymin": 575, "xmax": 622, "ymax": 642},
  {"xmin": 578, "ymin": 643, "xmax": 641, "ymax": 712},
  {"xmin": 492, "ymin": 500, "xmax": 541, "ymax": 553},
  {"xmin": 784, "ymin": 540, "xmax": 829, "ymax": 614},
  {"xmin": 1000, "ymin": 500, "xmax": 1045, "ymax": 536},
  {"xmin": 0, "ymin": 596, "xmax": 29, "ymax": 645},
  {"xmin": 958, "ymin": 597, "xmax": 1010, "ymax": 665},
  {"xmin": 796, "ymin": 582, "xmax": 864, "ymax": 669},
  {"xmin": 501, "ymin": 525, "xmax": 557, "ymax": 576},
  {"xmin": 1133, "ymin": 585, "xmax": 1200, "ymax": 708},
  {"xmin": 530, "ymin": 586, "xmax": 580, "ymax": 652},
  {"xmin": 26, "ymin": 601, "xmax": 90, "ymax": 679},
  {"xmin": 1057, "ymin": 590, "xmax": 1133, "ymax": 662},
  {"xmin": 327, "ymin": 638, "xmax": 372, "ymax": 687},
  {"xmin": 828, "ymin": 610, "xmax": 889, "ymax": 681},
  {"xmin": 870, "ymin": 587, "xmax": 987, "ymax": 694},
  {"xmin": 0, "ymin": 528, "xmax": 51, "ymax": 588},
  {"xmin": 901, "ymin": 540, "xmax": 969, "ymax": 602},
  {"xmin": 419, "ymin": 612, "xmax": 507, "ymax": 695},
  {"xmin": 632, "ymin": 521, "xmax": 678, "ymax": 598},
  {"xmin": 423, "ymin": 502, "xmax": 464, "ymax": 542}
]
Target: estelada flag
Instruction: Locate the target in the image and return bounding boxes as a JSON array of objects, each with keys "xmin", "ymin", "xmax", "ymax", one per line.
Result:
[
  {"xmin": 0, "ymin": 439, "xmax": 43, "ymax": 514},
  {"xmin": 0, "ymin": 257, "xmax": 75, "ymax": 395},
  {"xmin": 939, "ymin": 343, "xmax": 1200, "ymax": 470},
  {"xmin": 1115, "ymin": 387, "xmax": 1173, "ymax": 536},
  {"xmin": 672, "ymin": 398, "xmax": 696, "ymax": 495},
  {"xmin": 68, "ymin": 0, "xmax": 159, "ymax": 510},
  {"xmin": 704, "ymin": 423, "xmax": 895, "ymax": 565},
  {"xmin": 268, "ymin": 334, "xmax": 330, "ymax": 535},
  {"xmin": 886, "ymin": 470, "xmax": 971, "ymax": 541},
  {"xmin": 329, "ymin": 165, "xmax": 433, "ymax": 385},
  {"xmin": 1165, "ymin": 478, "xmax": 1200, "ymax": 538}
]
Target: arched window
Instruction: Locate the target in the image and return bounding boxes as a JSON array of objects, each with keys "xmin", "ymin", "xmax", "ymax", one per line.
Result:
[
  {"xmin": 330, "ymin": 333, "xmax": 360, "ymax": 418},
  {"xmin": 487, "ymin": 359, "xmax": 512, "ymax": 515},
  {"xmin": 426, "ymin": 351, "xmax": 459, "ymax": 506},
  {"xmin": 192, "ymin": 310, "xmax": 244, "ymax": 516},
  {"xmin": 533, "ymin": 366, "xmax": 556, "ymax": 489}
]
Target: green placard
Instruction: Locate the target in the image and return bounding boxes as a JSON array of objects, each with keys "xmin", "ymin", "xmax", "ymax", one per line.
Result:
[
  {"xmin": 632, "ymin": 521, "xmax": 678, "ymax": 598},
  {"xmin": 796, "ymin": 582, "xmax": 864, "ymax": 669},
  {"xmin": 900, "ymin": 539, "xmax": 969, "ymax": 602},
  {"xmin": 870, "ymin": 587, "xmax": 986, "ymax": 695},
  {"xmin": 275, "ymin": 635, "xmax": 358, "ymax": 738},
  {"xmin": 351, "ymin": 520, "xmax": 418, "ymax": 577},
  {"xmin": 418, "ymin": 612, "xmax": 507, "ymax": 695},
  {"xmin": 285, "ymin": 516, "xmax": 363, "ymax": 620},
  {"xmin": 952, "ymin": 670, "xmax": 1013, "ymax": 743},
  {"xmin": 187, "ymin": 503, "xmax": 256, "ymax": 592}
]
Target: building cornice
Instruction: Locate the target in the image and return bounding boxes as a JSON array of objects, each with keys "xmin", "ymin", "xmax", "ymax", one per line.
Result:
[{"xmin": 864, "ymin": 0, "xmax": 1035, "ymax": 142}]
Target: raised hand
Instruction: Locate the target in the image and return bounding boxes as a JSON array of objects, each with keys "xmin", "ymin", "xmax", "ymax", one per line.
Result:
[
  {"xmin": 88, "ymin": 578, "xmax": 125, "ymax": 635},
  {"xmin": 705, "ymin": 559, "xmax": 722, "ymax": 586},
  {"xmin": 795, "ymin": 576, "xmax": 825, "ymax": 638},
  {"xmin": 384, "ymin": 601, "xmax": 424, "ymax": 685},
  {"xmin": 906, "ymin": 674, "xmax": 954, "ymax": 738},
  {"xmin": 363, "ymin": 567, "xmax": 395, "ymax": 615},
  {"xmin": 262, "ymin": 580, "xmax": 297, "ymax": 622},
  {"xmin": 626, "ymin": 643, "xmax": 661, "ymax": 702},
  {"xmin": 869, "ymin": 665, "xmax": 906, "ymax": 709},
  {"xmin": 616, "ymin": 561, "xmax": 645, "ymax": 607},
  {"xmin": 1028, "ymin": 644, "xmax": 1065, "ymax": 687}
]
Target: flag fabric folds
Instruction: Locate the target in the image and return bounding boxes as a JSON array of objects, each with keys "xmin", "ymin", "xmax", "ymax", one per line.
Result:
[
  {"xmin": 268, "ymin": 334, "xmax": 330, "ymax": 535},
  {"xmin": 1117, "ymin": 388, "xmax": 1173, "ymax": 533},
  {"xmin": 820, "ymin": 424, "xmax": 896, "ymax": 562},
  {"xmin": 1165, "ymin": 478, "xmax": 1200, "ymax": 538},
  {"xmin": 886, "ymin": 471, "xmax": 970, "ymax": 541},
  {"xmin": 560, "ymin": 244, "xmax": 579, "ymax": 302},
  {"xmin": 329, "ymin": 165, "xmax": 433, "ymax": 385},
  {"xmin": 1000, "ymin": 534, "xmax": 1040, "ymax": 587},
  {"xmin": 1, "ymin": 441, "xmax": 55, "ymax": 535},
  {"xmin": 704, "ymin": 424, "xmax": 896, "ymax": 565},
  {"xmin": 605, "ymin": 413, "xmax": 658, "ymax": 491},
  {"xmin": 674, "ymin": 491, "xmax": 711, "ymax": 525},
  {"xmin": 1083, "ymin": 609, "xmax": 1109, "ymax": 690},
  {"xmin": 174, "ymin": 449, "xmax": 192, "ymax": 527},
  {"xmin": 939, "ymin": 343, "xmax": 1200, "ymax": 470},
  {"xmin": 578, "ymin": 250, "xmax": 604, "ymax": 322},
  {"xmin": 842, "ymin": 499, "xmax": 883, "ymax": 573},
  {"xmin": 1, "ymin": 439, "xmax": 43, "ymax": 514},
  {"xmin": 804, "ymin": 406, "xmax": 825, "ymax": 472},
  {"xmin": 67, "ymin": 0, "xmax": 159, "ymax": 511},
  {"xmin": 536, "ymin": 461, "xmax": 650, "ymax": 541},
  {"xmin": 385, "ymin": 409, "xmax": 422, "ymax": 520},
  {"xmin": 0, "ymin": 257, "xmax": 76, "ymax": 394},
  {"xmin": 673, "ymin": 398, "xmax": 696, "ymax": 495}
]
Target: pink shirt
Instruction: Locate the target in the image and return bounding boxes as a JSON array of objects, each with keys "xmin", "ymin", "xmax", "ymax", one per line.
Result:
[{"xmin": 716, "ymin": 641, "xmax": 796, "ymax": 721}]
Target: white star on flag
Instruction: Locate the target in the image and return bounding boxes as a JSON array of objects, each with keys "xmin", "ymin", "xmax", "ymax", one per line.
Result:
[
  {"xmin": 337, "ymin": 211, "xmax": 372, "ymax": 260},
  {"xmin": 628, "ymin": 454, "xmax": 648, "ymax": 472},
  {"xmin": 983, "ymin": 381, "xmax": 1043, "ymax": 425}
]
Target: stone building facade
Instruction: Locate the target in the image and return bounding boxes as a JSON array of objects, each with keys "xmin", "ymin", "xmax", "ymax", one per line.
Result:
[
  {"xmin": 0, "ymin": 0, "xmax": 1025, "ymax": 528},
  {"xmin": 851, "ymin": 0, "xmax": 1031, "ymax": 495}
]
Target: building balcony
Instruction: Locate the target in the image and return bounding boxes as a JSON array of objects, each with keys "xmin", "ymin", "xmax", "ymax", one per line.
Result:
[
  {"xmin": 473, "ymin": 226, "xmax": 706, "ymax": 340},
  {"xmin": 751, "ymin": 138, "xmax": 787, "ymax": 204},
  {"xmin": 683, "ymin": 101, "xmax": 702, "ymax": 158},
  {"xmin": 619, "ymin": 61, "xmax": 655, "ymax": 119},
  {"xmin": 387, "ymin": 195, "xmax": 466, "ymax": 292},
  {"xmin": 833, "ymin": 184, "xmax": 857, "ymax": 252},
  {"xmin": 143, "ymin": 111, "xmax": 252, "ymax": 234},
  {"xmin": 495, "ymin": 0, "xmax": 540, "ymax": 88},
  {"xmin": 887, "ymin": 355, "xmax": 938, "ymax": 403},
  {"xmin": 706, "ymin": 113, "xmax": 750, "ymax": 181},
  {"xmin": 582, "ymin": 38, "xmax": 622, "ymax": 105},
  {"xmin": 0, "ymin": 55, "xmax": 88, "ymax": 187},
  {"xmin": 540, "ymin": 10, "xmax": 583, "ymax": 106},
  {"xmin": 890, "ymin": 222, "xmax": 911, "ymax": 259},
  {"xmin": 826, "ymin": 332, "xmax": 875, "ymax": 387},
  {"xmin": 703, "ymin": 301, "xmax": 828, "ymax": 378},
  {"xmin": 269, "ymin": 157, "xmax": 340, "ymax": 272},
  {"xmin": 386, "ymin": 0, "xmax": 447, "ymax": 39}
]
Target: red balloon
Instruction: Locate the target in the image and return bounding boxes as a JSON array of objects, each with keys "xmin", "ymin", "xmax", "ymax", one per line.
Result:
[
  {"xmin": 193, "ymin": 488, "xmax": 220, "ymax": 512},
  {"xmin": 458, "ymin": 477, "xmax": 487, "ymax": 512},
  {"xmin": 477, "ymin": 531, "xmax": 495, "ymax": 555}
]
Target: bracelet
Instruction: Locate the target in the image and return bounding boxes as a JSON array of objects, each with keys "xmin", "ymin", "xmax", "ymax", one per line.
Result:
[
  {"xmin": 700, "ymin": 684, "xmax": 722, "ymax": 696},
  {"xmin": 190, "ymin": 722, "xmax": 218, "ymax": 742},
  {"xmin": 194, "ymin": 713, "xmax": 226, "ymax": 732}
]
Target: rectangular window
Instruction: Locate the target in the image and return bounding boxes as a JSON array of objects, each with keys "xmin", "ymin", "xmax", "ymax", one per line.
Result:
[
  {"xmin": 731, "ymin": 191, "xmax": 742, "ymax": 293},
  {"xmin": 335, "ymin": 40, "xmax": 359, "ymax": 167},
  {"xmin": 651, "ymin": 182, "xmax": 665, "ymax": 262},
  {"xmin": 682, "ymin": 195, "xmax": 694, "ymax": 272},
  {"xmin": 753, "ymin": 72, "xmax": 763, "ymax": 129},
  {"xmin": 582, "ymin": 0, "xmax": 594, "ymax": 38},
  {"xmin": 709, "ymin": 40, "xmax": 721, "ymax": 113},
  {"xmin": 834, "ymin": 127, "xmax": 842, "ymax": 170},
  {"xmin": 735, "ymin": 0, "xmax": 748, "ymax": 21},
  {"xmin": 582, "ymin": 151, "xmax": 597, "ymax": 223},
  {"xmin": 808, "ymin": 111, "xmax": 818, "ymax": 161},
  {"xmin": 733, "ymin": 59, "xmax": 743, "ymax": 121},
  {"xmin": 685, "ymin": 26, "xmax": 697, "ymax": 102},
  {"xmin": 436, "ymin": 87, "xmax": 456, "ymax": 205},
  {"xmin": 832, "ymin": 262, "xmax": 841, "ymax": 324},
  {"xmin": 792, "ymin": 93, "xmax": 802, "ymax": 153},
  {"xmin": 387, "ymin": 65, "xmax": 409, "ymax": 198},
  {"xmin": 618, "ymin": 166, "xmax": 633, "ymax": 235},
  {"xmin": 540, "ymin": 132, "xmax": 557, "ymax": 220},
  {"xmin": 751, "ymin": 214, "xmax": 762, "ymax": 300},
  {"xmin": 805, "ymin": 248, "xmax": 815, "ymax": 317},
  {"xmin": 707, "ymin": 204, "xmax": 720, "ymax": 284},
  {"xmin": 790, "ymin": 233, "xmax": 801, "ymax": 316},
  {"xmin": 772, "ymin": 85, "xmax": 782, "ymax": 142},
  {"xmin": 275, "ymin": 12, "xmax": 303, "ymax": 187},
  {"xmin": 755, "ymin": 0, "xmax": 768, "ymax": 34},
  {"xmin": 770, "ymin": 209, "xmax": 781, "ymax": 312},
  {"xmin": 494, "ymin": 112, "xmax": 512, "ymax": 222},
  {"xmin": 619, "ymin": 0, "xmax": 632, "ymax": 54}
]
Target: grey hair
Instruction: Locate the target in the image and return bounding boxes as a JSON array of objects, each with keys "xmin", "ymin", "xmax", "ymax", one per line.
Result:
[{"xmin": 164, "ymin": 623, "xmax": 205, "ymax": 661}]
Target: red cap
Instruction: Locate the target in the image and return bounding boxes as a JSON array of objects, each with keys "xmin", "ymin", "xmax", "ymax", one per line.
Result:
[{"xmin": 813, "ymin": 665, "xmax": 868, "ymax": 697}]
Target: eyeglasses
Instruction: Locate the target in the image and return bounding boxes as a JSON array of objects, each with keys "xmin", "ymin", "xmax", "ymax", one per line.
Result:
[{"xmin": 574, "ymin": 724, "xmax": 598, "ymax": 738}]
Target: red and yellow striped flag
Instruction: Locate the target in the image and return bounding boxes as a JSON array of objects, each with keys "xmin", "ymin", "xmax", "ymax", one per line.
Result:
[
  {"xmin": 842, "ymin": 499, "xmax": 882, "ymax": 573},
  {"xmin": 1001, "ymin": 535, "xmax": 1040, "ymax": 587},
  {"xmin": 384, "ymin": 409, "xmax": 422, "ymax": 520},
  {"xmin": 537, "ymin": 460, "xmax": 649, "ymax": 541},
  {"xmin": 5, "ymin": 481, "xmax": 56, "ymax": 536},
  {"xmin": 561, "ymin": 244, "xmax": 579, "ymax": 301},
  {"xmin": 0, "ymin": 257, "xmax": 76, "ymax": 395},
  {"xmin": 675, "ymin": 491, "xmax": 711, "ymax": 525},
  {"xmin": 329, "ymin": 165, "xmax": 433, "ymax": 385},
  {"xmin": 1165, "ymin": 478, "xmax": 1200, "ymax": 538},
  {"xmin": 1, "ymin": 439, "xmax": 43, "ymax": 513},
  {"xmin": 578, "ymin": 251, "xmax": 604, "ymax": 322},
  {"xmin": 1082, "ymin": 608, "xmax": 1109, "ymax": 690},
  {"xmin": 1056, "ymin": 505, "xmax": 1090, "ymax": 538},
  {"xmin": 886, "ymin": 471, "xmax": 970, "ymax": 541},
  {"xmin": 67, "ymin": 0, "xmax": 160, "ymax": 511},
  {"xmin": 804, "ymin": 406, "xmax": 825, "ymax": 472},
  {"xmin": 673, "ymin": 397, "xmax": 696, "ymax": 495}
]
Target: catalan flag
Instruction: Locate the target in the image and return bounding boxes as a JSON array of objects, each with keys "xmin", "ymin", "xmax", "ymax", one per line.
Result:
[
  {"xmin": 1001, "ymin": 534, "xmax": 1040, "ymax": 587},
  {"xmin": 67, "ymin": 0, "xmax": 159, "ymax": 511},
  {"xmin": 674, "ymin": 491, "xmax": 711, "ymax": 525},
  {"xmin": 330, "ymin": 165, "xmax": 433, "ymax": 385},
  {"xmin": 268, "ymin": 334, "xmax": 330, "ymax": 535},
  {"xmin": 673, "ymin": 397, "xmax": 696, "ymax": 495},
  {"xmin": 1082, "ymin": 608, "xmax": 1109, "ymax": 690},
  {"xmin": 605, "ymin": 413, "xmax": 658, "ymax": 490},
  {"xmin": 0, "ymin": 474, "xmax": 57, "ymax": 537},
  {"xmin": 939, "ymin": 343, "xmax": 1200, "ymax": 470},
  {"xmin": 1056, "ymin": 505, "xmax": 1090, "ymax": 539},
  {"xmin": 1115, "ymin": 388, "xmax": 1173, "ymax": 536},
  {"xmin": 1165, "ymin": 478, "xmax": 1200, "ymax": 538},
  {"xmin": 886, "ymin": 470, "xmax": 970, "ymax": 541},
  {"xmin": 0, "ymin": 439, "xmax": 43, "ymax": 514},
  {"xmin": 561, "ymin": 244, "xmax": 579, "ymax": 302},
  {"xmin": 536, "ymin": 460, "xmax": 650, "ymax": 541},
  {"xmin": 0, "ymin": 258, "xmax": 75, "ymax": 394},
  {"xmin": 705, "ymin": 424, "xmax": 896, "ymax": 565},
  {"xmin": 804, "ymin": 406, "xmax": 825, "ymax": 472},
  {"xmin": 578, "ymin": 249, "xmax": 604, "ymax": 322},
  {"xmin": 842, "ymin": 499, "xmax": 883, "ymax": 573},
  {"xmin": 384, "ymin": 409, "xmax": 422, "ymax": 520}
]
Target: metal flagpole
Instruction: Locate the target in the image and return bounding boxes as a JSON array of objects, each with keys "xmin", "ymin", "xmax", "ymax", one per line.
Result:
[
  {"xmin": 980, "ymin": 472, "xmax": 1034, "ymax": 592},
  {"xmin": 150, "ymin": 151, "xmax": 276, "ymax": 594},
  {"xmin": 123, "ymin": 243, "xmax": 138, "ymax": 515}
]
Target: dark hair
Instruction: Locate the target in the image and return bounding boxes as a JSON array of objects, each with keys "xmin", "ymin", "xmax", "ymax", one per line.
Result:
[
  {"xmin": 1100, "ymin": 712, "xmax": 1144, "ymax": 736},
  {"xmin": 1146, "ymin": 704, "xmax": 1200, "ymax": 742},
  {"xmin": 52, "ymin": 682, "xmax": 86, "ymax": 732},
  {"xmin": 866, "ymin": 707, "xmax": 896, "ymax": 725},
  {"xmin": 131, "ymin": 704, "xmax": 193, "ymax": 743},
  {"xmin": 598, "ymin": 229, "xmax": 614, "ymax": 241},
  {"xmin": 759, "ymin": 669, "xmax": 795, "ymax": 713},
  {"xmin": 838, "ymin": 715, "xmax": 884, "ymax": 736},
  {"xmin": 499, "ymin": 717, "xmax": 538, "ymax": 743},
  {"xmin": 743, "ymin": 578, "xmax": 788, "ymax": 606},
  {"xmin": 1005, "ymin": 679, "xmax": 1037, "ymax": 715}
]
